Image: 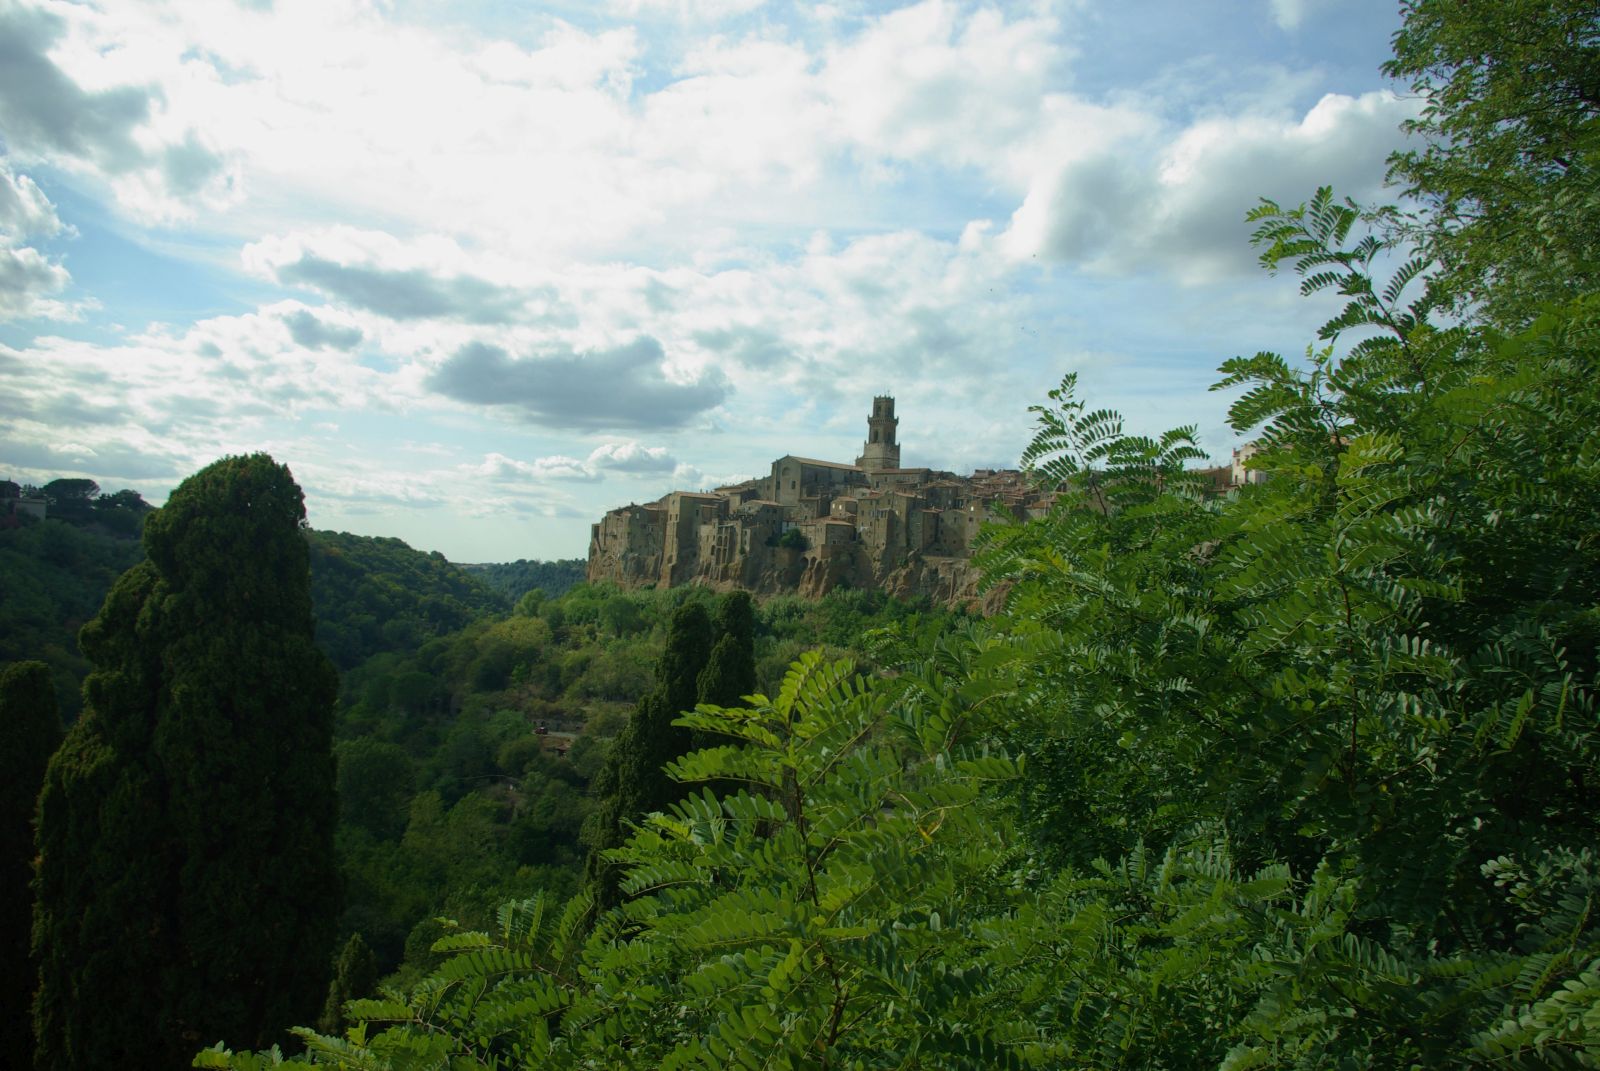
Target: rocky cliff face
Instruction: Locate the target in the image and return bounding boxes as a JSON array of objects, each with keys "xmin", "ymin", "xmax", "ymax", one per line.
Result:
[
  {"xmin": 590, "ymin": 526, "xmax": 997, "ymax": 611},
  {"xmin": 586, "ymin": 445, "xmax": 1045, "ymax": 612}
]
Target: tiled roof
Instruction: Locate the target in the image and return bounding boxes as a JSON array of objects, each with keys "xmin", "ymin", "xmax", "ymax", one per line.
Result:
[{"xmin": 780, "ymin": 455, "xmax": 864, "ymax": 471}]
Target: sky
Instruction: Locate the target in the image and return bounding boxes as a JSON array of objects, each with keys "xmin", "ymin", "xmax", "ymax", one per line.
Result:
[{"xmin": 0, "ymin": 0, "xmax": 1418, "ymax": 562}]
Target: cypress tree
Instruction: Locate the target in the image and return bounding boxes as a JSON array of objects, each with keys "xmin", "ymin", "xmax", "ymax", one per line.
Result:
[
  {"xmin": 318, "ymin": 932, "xmax": 379, "ymax": 1034},
  {"xmin": 693, "ymin": 592, "xmax": 758, "ymax": 789},
  {"xmin": 583, "ymin": 600, "xmax": 713, "ymax": 912},
  {"xmin": 32, "ymin": 454, "xmax": 339, "ymax": 1068},
  {"xmin": 0, "ymin": 661, "xmax": 60, "ymax": 1065},
  {"xmin": 696, "ymin": 591, "xmax": 756, "ymax": 709}
]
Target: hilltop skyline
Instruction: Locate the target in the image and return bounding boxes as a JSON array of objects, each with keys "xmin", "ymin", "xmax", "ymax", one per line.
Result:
[{"xmin": 1, "ymin": 0, "xmax": 1410, "ymax": 561}]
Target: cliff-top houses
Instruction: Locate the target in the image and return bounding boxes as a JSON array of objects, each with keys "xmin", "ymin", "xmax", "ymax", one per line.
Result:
[{"xmin": 586, "ymin": 397, "xmax": 1055, "ymax": 603}]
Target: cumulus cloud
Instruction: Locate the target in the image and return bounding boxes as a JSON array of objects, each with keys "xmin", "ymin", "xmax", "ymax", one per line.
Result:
[
  {"xmin": 0, "ymin": 434, "xmax": 187, "ymax": 482},
  {"xmin": 0, "ymin": 301, "xmax": 389, "ymax": 489},
  {"xmin": 1002, "ymin": 91, "xmax": 1419, "ymax": 281},
  {"xmin": 275, "ymin": 256, "xmax": 530, "ymax": 324},
  {"xmin": 475, "ymin": 451, "xmax": 598, "ymax": 482},
  {"xmin": 0, "ymin": 162, "xmax": 65, "ymax": 240},
  {"xmin": 427, "ymin": 337, "xmax": 727, "ymax": 430},
  {"xmin": 821, "ymin": 1, "xmax": 1064, "ymax": 172},
  {"xmin": 692, "ymin": 326, "xmax": 790, "ymax": 368},
  {"xmin": 0, "ymin": 245, "xmax": 73, "ymax": 321},
  {"xmin": 0, "ymin": 3, "xmax": 235, "ymax": 221},
  {"xmin": 0, "ymin": 5, "xmax": 150, "ymax": 171},
  {"xmin": 587, "ymin": 440, "xmax": 676, "ymax": 473},
  {"xmin": 0, "ymin": 160, "xmax": 77, "ymax": 321},
  {"xmin": 282, "ymin": 308, "xmax": 364, "ymax": 350},
  {"xmin": 246, "ymin": 229, "xmax": 569, "ymax": 326},
  {"xmin": 472, "ymin": 442, "xmax": 677, "ymax": 486}
]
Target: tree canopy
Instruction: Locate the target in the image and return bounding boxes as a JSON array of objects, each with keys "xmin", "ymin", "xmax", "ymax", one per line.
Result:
[
  {"xmin": 0, "ymin": 661, "xmax": 59, "ymax": 1062},
  {"xmin": 1386, "ymin": 0, "xmax": 1600, "ymax": 323},
  {"xmin": 33, "ymin": 454, "xmax": 340, "ymax": 1068}
]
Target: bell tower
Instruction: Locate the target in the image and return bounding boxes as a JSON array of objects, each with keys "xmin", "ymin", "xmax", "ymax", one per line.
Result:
[{"xmin": 855, "ymin": 395, "xmax": 901, "ymax": 471}]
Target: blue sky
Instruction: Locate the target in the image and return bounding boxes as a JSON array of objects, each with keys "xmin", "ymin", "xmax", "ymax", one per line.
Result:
[{"xmin": 0, "ymin": 0, "xmax": 1413, "ymax": 561}]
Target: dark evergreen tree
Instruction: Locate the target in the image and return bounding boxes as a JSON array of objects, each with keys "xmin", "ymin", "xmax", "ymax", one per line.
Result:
[
  {"xmin": 0, "ymin": 661, "xmax": 60, "ymax": 1065},
  {"xmin": 582, "ymin": 601, "xmax": 712, "ymax": 913},
  {"xmin": 317, "ymin": 933, "xmax": 378, "ymax": 1035},
  {"xmin": 696, "ymin": 591, "xmax": 756, "ymax": 709},
  {"xmin": 692, "ymin": 590, "xmax": 758, "ymax": 791},
  {"xmin": 32, "ymin": 454, "xmax": 339, "ymax": 1069}
]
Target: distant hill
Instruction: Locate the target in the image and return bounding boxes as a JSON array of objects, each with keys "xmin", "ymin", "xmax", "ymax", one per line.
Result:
[
  {"xmin": 458, "ymin": 559, "xmax": 586, "ymax": 603},
  {"xmin": 0, "ymin": 515, "xmax": 510, "ymax": 713},
  {"xmin": 0, "ymin": 518, "xmax": 145, "ymax": 718},
  {"xmin": 306, "ymin": 531, "xmax": 508, "ymax": 671}
]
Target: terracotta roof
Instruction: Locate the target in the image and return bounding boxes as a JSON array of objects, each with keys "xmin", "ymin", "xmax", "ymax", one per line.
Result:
[{"xmin": 780, "ymin": 455, "xmax": 863, "ymax": 471}]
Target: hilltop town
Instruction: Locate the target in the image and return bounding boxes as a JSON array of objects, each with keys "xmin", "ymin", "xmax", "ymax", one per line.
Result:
[{"xmin": 586, "ymin": 397, "xmax": 1060, "ymax": 605}]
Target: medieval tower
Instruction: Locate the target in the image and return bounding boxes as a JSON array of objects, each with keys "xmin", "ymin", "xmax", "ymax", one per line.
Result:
[{"xmin": 855, "ymin": 395, "xmax": 901, "ymax": 471}]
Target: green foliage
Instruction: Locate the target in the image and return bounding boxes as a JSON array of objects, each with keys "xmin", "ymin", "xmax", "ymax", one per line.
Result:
[
  {"xmin": 773, "ymin": 526, "xmax": 807, "ymax": 550},
  {"xmin": 336, "ymin": 739, "xmax": 416, "ymax": 841},
  {"xmin": 318, "ymin": 933, "xmax": 379, "ymax": 1035},
  {"xmin": 0, "ymin": 519, "xmax": 144, "ymax": 719},
  {"xmin": 462, "ymin": 558, "xmax": 587, "ymax": 603},
  {"xmin": 582, "ymin": 600, "xmax": 713, "ymax": 914},
  {"xmin": 32, "ymin": 454, "xmax": 341, "ymax": 1068},
  {"xmin": 203, "ymin": 652, "xmax": 1026, "ymax": 1069},
  {"xmin": 0, "ymin": 661, "xmax": 59, "ymax": 1062},
  {"xmin": 0, "ymin": 521, "xmax": 497, "ymax": 720},
  {"xmin": 1385, "ymin": 0, "xmax": 1600, "ymax": 324},
  {"xmin": 976, "ymin": 189, "xmax": 1600, "ymax": 1063},
  {"xmin": 187, "ymin": 6, "xmax": 1600, "ymax": 1065},
  {"xmin": 696, "ymin": 590, "xmax": 756, "ymax": 709},
  {"xmin": 306, "ymin": 530, "xmax": 505, "ymax": 671},
  {"xmin": 39, "ymin": 478, "xmax": 97, "ymax": 502}
]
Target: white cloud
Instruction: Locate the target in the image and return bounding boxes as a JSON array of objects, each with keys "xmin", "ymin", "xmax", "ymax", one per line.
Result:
[
  {"xmin": 0, "ymin": 302, "xmax": 391, "ymax": 482},
  {"xmin": 608, "ymin": 0, "xmax": 766, "ymax": 20},
  {"xmin": 475, "ymin": 440, "xmax": 679, "ymax": 484},
  {"xmin": 820, "ymin": 0, "xmax": 1065, "ymax": 174},
  {"xmin": 588, "ymin": 440, "xmax": 677, "ymax": 473},
  {"xmin": 476, "ymin": 452, "xmax": 598, "ymax": 483},
  {"xmin": 0, "ymin": 162, "xmax": 66, "ymax": 241},
  {"xmin": 0, "ymin": 159, "xmax": 79, "ymax": 321},
  {"xmin": 3, "ymin": 0, "xmax": 1386, "ymax": 282},
  {"xmin": 0, "ymin": 1, "xmax": 241, "ymax": 222},
  {"xmin": 1002, "ymin": 90, "xmax": 1419, "ymax": 281},
  {"xmin": 1268, "ymin": 0, "xmax": 1329, "ymax": 31}
]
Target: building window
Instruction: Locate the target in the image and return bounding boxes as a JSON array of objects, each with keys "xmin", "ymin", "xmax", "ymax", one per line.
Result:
[{"xmin": 790, "ymin": 480, "xmax": 796, "ymax": 489}]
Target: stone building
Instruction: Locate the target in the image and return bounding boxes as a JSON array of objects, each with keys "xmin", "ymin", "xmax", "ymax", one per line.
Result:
[
  {"xmin": 587, "ymin": 397, "xmax": 1048, "ymax": 605},
  {"xmin": 586, "ymin": 397, "xmax": 1271, "ymax": 605}
]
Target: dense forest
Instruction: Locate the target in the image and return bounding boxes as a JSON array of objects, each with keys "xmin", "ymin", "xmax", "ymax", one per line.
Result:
[
  {"xmin": 459, "ymin": 559, "xmax": 588, "ymax": 603},
  {"xmin": 1, "ymin": 502, "xmax": 951, "ymax": 1005},
  {"xmin": 4, "ymin": 0, "xmax": 1600, "ymax": 1067}
]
